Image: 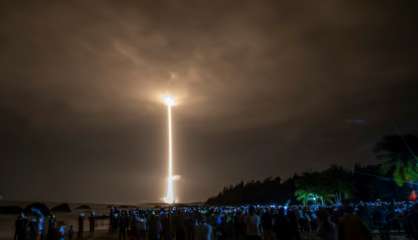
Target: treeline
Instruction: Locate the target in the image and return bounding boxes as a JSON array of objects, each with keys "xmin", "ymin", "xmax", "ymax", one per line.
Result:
[
  {"xmin": 207, "ymin": 134, "xmax": 418, "ymax": 205},
  {"xmin": 207, "ymin": 177, "xmax": 295, "ymax": 205},
  {"xmin": 206, "ymin": 164, "xmax": 412, "ymax": 205}
]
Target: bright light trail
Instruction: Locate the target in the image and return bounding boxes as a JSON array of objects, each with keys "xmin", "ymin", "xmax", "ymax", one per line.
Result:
[{"xmin": 163, "ymin": 95, "xmax": 175, "ymax": 204}]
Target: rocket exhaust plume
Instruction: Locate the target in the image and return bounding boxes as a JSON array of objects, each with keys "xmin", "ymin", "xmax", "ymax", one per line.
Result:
[{"xmin": 163, "ymin": 95, "xmax": 176, "ymax": 204}]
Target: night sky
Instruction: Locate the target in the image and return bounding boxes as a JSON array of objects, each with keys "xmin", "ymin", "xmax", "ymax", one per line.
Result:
[{"xmin": 1, "ymin": 0, "xmax": 418, "ymax": 204}]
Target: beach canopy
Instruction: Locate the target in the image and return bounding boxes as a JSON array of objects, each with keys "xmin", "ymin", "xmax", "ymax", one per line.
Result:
[
  {"xmin": 76, "ymin": 204, "xmax": 91, "ymax": 210},
  {"xmin": 24, "ymin": 202, "xmax": 50, "ymax": 215},
  {"xmin": 51, "ymin": 203, "xmax": 72, "ymax": 213}
]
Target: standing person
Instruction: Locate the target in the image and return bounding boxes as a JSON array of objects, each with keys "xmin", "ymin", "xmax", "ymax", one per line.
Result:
[
  {"xmin": 161, "ymin": 212, "xmax": 171, "ymax": 240},
  {"xmin": 287, "ymin": 210, "xmax": 301, "ymax": 240},
  {"xmin": 374, "ymin": 205, "xmax": 390, "ymax": 240},
  {"xmin": 137, "ymin": 214, "xmax": 148, "ymax": 240},
  {"xmin": 68, "ymin": 225, "xmax": 74, "ymax": 240},
  {"xmin": 119, "ymin": 211, "xmax": 128, "ymax": 240},
  {"xmin": 109, "ymin": 207, "xmax": 114, "ymax": 234},
  {"xmin": 56, "ymin": 225, "xmax": 65, "ymax": 240},
  {"xmin": 273, "ymin": 208, "xmax": 291, "ymax": 240},
  {"xmin": 113, "ymin": 208, "xmax": 120, "ymax": 233},
  {"xmin": 234, "ymin": 210, "xmax": 245, "ymax": 240},
  {"xmin": 78, "ymin": 213, "xmax": 84, "ymax": 239},
  {"xmin": 261, "ymin": 209, "xmax": 273, "ymax": 240},
  {"xmin": 245, "ymin": 206, "xmax": 262, "ymax": 240},
  {"xmin": 338, "ymin": 203, "xmax": 371, "ymax": 240},
  {"xmin": 174, "ymin": 211, "xmax": 186, "ymax": 240},
  {"xmin": 31, "ymin": 210, "xmax": 45, "ymax": 240},
  {"xmin": 184, "ymin": 213, "xmax": 195, "ymax": 240},
  {"xmin": 196, "ymin": 215, "xmax": 213, "ymax": 240},
  {"xmin": 47, "ymin": 215, "xmax": 56, "ymax": 240},
  {"xmin": 29, "ymin": 218, "xmax": 38, "ymax": 240},
  {"xmin": 316, "ymin": 209, "xmax": 337, "ymax": 240},
  {"xmin": 89, "ymin": 212, "xmax": 95, "ymax": 236},
  {"xmin": 149, "ymin": 213, "xmax": 162, "ymax": 240},
  {"xmin": 406, "ymin": 204, "xmax": 418, "ymax": 240},
  {"xmin": 14, "ymin": 212, "xmax": 27, "ymax": 240}
]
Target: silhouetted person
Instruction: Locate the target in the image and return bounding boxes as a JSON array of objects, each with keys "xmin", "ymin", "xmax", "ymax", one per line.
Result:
[
  {"xmin": 338, "ymin": 204, "xmax": 371, "ymax": 240},
  {"xmin": 29, "ymin": 219, "xmax": 38, "ymax": 240},
  {"xmin": 68, "ymin": 225, "xmax": 74, "ymax": 240},
  {"xmin": 261, "ymin": 209, "xmax": 273, "ymax": 240},
  {"xmin": 78, "ymin": 213, "xmax": 84, "ymax": 238},
  {"xmin": 149, "ymin": 214, "xmax": 162, "ymax": 240},
  {"xmin": 184, "ymin": 213, "xmax": 195, "ymax": 240},
  {"xmin": 246, "ymin": 206, "xmax": 262, "ymax": 240},
  {"xmin": 109, "ymin": 207, "xmax": 115, "ymax": 233},
  {"xmin": 287, "ymin": 210, "xmax": 301, "ymax": 240},
  {"xmin": 89, "ymin": 212, "xmax": 95, "ymax": 235},
  {"xmin": 14, "ymin": 213, "xmax": 27, "ymax": 240},
  {"xmin": 196, "ymin": 215, "xmax": 213, "ymax": 240},
  {"xmin": 174, "ymin": 211, "xmax": 186, "ymax": 240},
  {"xmin": 47, "ymin": 215, "xmax": 56, "ymax": 240},
  {"xmin": 273, "ymin": 208, "xmax": 291, "ymax": 240},
  {"xmin": 406, "ymin": 204, "xmax": 418, "ymax": 240},
  {"xmin": 161, "ymin": 212, "xmax": 171, "ymax": 240},
  {"xmin": 317, "ymin": 209, "xmax": 337, "ymax": 240},
  {"xmin": 119, "ymin": 211, "xmax": 128, "ymax": 240},
  {"xmin": 234, "ymin": 210, "xmax": 245, "ymax": 240}
]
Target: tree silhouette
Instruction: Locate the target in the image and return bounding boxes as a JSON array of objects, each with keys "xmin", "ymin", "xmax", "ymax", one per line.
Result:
[
  {"xmin": 374, "ymin": 134, "xmax": 418, "ymax": 186},
  {"xmin": 206, "ymin": 135, "xmax": 418, "ymax": 205},
  {"xmin": 294, "ymin": 166, "xmax": 352, "ymax": 205},
  {"xmin": 206, "ymin": 163, "xmax": 409, "ymax": 205}
]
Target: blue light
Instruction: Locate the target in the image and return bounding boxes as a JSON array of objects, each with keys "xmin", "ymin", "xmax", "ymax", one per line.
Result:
[{"xmin": 59, "ymin": 226, "xmax": 65, "ymax": 235}]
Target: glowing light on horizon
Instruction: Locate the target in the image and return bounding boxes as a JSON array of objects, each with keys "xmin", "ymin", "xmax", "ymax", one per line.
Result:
[{"xmin": 163, "ymin": 95, "xmax": 176, "ymax": 204}]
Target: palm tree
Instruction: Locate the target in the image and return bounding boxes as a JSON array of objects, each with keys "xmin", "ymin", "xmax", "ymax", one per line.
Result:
[
  {"xmin": 374, "ymin": 134, "xmax": 418, "ymax": 186},
  {"xmin": 295, "ymin": 166, "xmax": 352, "ymax": 205},
  {"xmin": 295, "ymin": 190, "xmax": 324, "ymax": 205}
]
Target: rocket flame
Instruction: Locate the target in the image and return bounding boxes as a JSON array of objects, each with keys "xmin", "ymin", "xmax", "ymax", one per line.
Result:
[{"xmin": 163, "ymin": 95, "xmax": 176, "ymax": 204}]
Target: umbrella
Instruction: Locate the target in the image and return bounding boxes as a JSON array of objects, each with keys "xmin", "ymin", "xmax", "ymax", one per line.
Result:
[
  {"xmin": 51, "ymin": 203, "xmax": 72, "ymax": 213},
  {"xmin": 75, "ymin": 204, "xmax": 91, "ymax": 210},
  {"xmin": 24, "ymin": 202, "xmax": 50, "ymax": 215}
]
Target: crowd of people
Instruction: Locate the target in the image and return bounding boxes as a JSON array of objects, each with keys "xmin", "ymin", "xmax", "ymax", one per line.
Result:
[
  {"xmin": 107, "ymin": 201, "xmax": 418, "ymax": 240},
  {"xmin": 14, "ymin": 200, "xmax": 418, "ymax": 240},
  {"xmin": 14, "ymin": 211, "xmax": 67, "ymax": 240},
  {"xmin": 13, "ymin": 211, "xmax": 93, "ymax": 240}
]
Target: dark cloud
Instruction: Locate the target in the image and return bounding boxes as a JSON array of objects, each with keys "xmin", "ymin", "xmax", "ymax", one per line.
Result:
[{"xmin": 1, "ymin": 0, "xmax": 418, "ymax": 203}]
